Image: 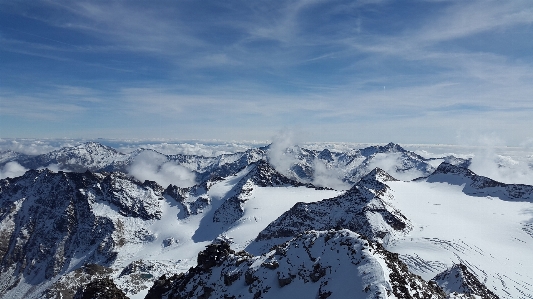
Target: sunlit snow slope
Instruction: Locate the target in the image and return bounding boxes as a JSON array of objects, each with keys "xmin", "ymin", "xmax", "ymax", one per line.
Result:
[{"xmin": 386, "ymin": 166, "xmax": 533, "ymax": 298}]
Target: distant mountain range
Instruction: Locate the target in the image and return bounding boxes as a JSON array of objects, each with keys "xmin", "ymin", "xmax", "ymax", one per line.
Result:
[
  {"xmin": 0, "ymin": 141, "xmax": 470, "ymax": 186},
  {"xmin": 0, "ymin": 142, "xmax": 531, "ymax": 298}
]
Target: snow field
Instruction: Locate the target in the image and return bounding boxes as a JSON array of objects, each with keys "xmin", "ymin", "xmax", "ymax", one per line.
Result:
[{"xmin": 387, "ymin": 180, "xmax": 533, "ymax": 298}]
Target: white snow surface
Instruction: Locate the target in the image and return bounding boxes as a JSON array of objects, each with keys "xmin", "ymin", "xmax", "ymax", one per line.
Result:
[{"xmin": 385, "ymin": 179, "xmax": 533, "ymax": 299}]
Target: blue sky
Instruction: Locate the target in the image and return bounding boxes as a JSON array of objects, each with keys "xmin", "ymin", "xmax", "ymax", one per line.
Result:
[{"xmin": 1, "ymin": 0, "xmax": 532, "ymax": 145}]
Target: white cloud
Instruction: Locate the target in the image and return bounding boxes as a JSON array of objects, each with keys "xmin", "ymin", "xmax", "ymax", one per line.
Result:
[
  {"xmin": 38, "ymin": 164, "xmax": 69, "ymax": 173},
  {"xmin": 469, "ymin": 150, "xmax": 533, "ymax": 186},
  {"xmin": 312, "ymin": 158, "xmax": 350, "ymax": 190},
  {"xmin": 0, "ymin": 162, "xmax": 28, "ymax": 179},
  {"xmin": 417, "ymin": 1, "xmax": 533, "ymax": 43},
  {"xmin": 128, "ymin": 150, "xmax": 196, "ymax": 188},
  {"xmin": 267, "ymin": 129, "xmax": 304, "ymax": 175},
  {"xmin": 0, "ymin": 139, "xmax": 78, "ymax": 155}
]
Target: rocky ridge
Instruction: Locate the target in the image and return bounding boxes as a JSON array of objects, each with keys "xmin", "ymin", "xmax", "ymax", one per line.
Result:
[
  {"xmin": 145, "ymin": 230, "xmax": 447, "ymax": 299},
  {"xmin": 0, "ymin": 169, "xmax": 165, "ymax": 297},
  {"xmin": 255, "ymin": 168, "xmax": 411, "ymax": 243},
  {"xmin": 1, "ymin": 142, "xmax": 470, "ymax": 188}
]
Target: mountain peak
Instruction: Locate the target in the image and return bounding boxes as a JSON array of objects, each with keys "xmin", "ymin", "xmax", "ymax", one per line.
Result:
[
  {"xmin": 355, "ymin": 142, "xmax": 408, "ymax": 162},
  {"xmin": 351, "ymin": 167, "xmax": 398, "ymax": 197},
  {"xmin": 70, "ymin": 141, "xmax": 118, "ymax": 152},
  {"xmin": 363, "ymin": 167, "xmax": 398, "ymax": 183},
  {"xmin": 427, "ymin": 162, "xmax": 533, "ymax": 202},
  {"xmin": 247, "ymin": 159, "xmax": 304, "ymax": 187},
  {"xmin": 433, "ymin": 162, "xmax": 472, "ymax": 176},
  {"xmin": 431, "ymin": 263, "xmax": 499, "ymax": 298},
  {"xmin": 317, "ymin": 148, "xmax": 334, "ymax": 162},
  {"xmin": 383, "ymin": 142, "xmax": 404, "ymax": 151}
]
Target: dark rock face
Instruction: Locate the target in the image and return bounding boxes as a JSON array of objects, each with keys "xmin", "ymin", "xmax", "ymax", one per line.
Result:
[
  {"xmin": 46, "ymin": 263, "xmax": 113, "ymax": 299},
  {"xmin": 317, "ymin": 149, "xmax": 334, "ymax": 162},
  {"xmin": 145, "ymin": 230, "xmax": 446, "ymax": 299},
  {"xmin": 0, "ymin": 169, "xmax": 165, "ymax": 295},
  {"xmin": 73, "ymin": 277, "xmax": 128, "ymax": 299},
  {"xmin": 197, "ymin": 242, "xmax": 235, "ymax": 270},
  {"xmin": 255, "ymin": 168, "xmax": 410, "ymax": 242},
  {"xmin": 431, "ymin": 263, "xmax": 499, "ymax": 299},
  {"xmin": 246, "ymin": 160, "xmax": 307, "ymax": 188},
  {"xmin": 164, "ymin": 184, "xmax": 210, "ymax": 218}
]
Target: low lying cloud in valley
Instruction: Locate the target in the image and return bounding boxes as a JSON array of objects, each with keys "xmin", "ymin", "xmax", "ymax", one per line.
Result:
[
  {"xmin": 128, "ymin": 150, "xmax": 196, "ymax": 188},
  {"xmin": 0, "ymin": 162, "xmax": 28, "ymax": 179},
  {"xmin": 312, "ymin": 158, "xmax": 351, "ymax": 190}
]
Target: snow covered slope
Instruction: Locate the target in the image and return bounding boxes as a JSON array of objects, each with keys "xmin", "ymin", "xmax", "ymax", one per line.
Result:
[
  {"xmin": 255, "ymin": 168, "xmax": 411, "ymax": 245},
  {"xmin": 385, "ymin": 164, "xmax": 533, "ymax": 299},
  {"xmin": 431, "ymin": 263, "xmax": 499, "ymax": 298}
]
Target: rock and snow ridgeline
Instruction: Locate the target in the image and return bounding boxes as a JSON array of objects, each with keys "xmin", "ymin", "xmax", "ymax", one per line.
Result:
[
  {"xmin": 145, "ymin": 230, "xmax": 447, "ymax": 299},
  {"xmin": 0, "ymin": 142, "xmax": 531, "ymax": 298}
]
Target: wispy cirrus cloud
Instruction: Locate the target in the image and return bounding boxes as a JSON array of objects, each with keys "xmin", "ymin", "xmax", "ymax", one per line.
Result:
[{"xmin": 1, "ymin": 0, "xmax": 532, "ymax": 145}]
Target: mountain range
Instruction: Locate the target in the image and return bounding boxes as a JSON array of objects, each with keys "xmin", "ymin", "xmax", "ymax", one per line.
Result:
[{"xmin": 0, "ymin": 142, "xmax": 531, "ymax": 299}]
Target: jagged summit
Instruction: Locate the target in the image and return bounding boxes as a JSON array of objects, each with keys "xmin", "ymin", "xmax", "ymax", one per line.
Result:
[
  {"xmin": 432, "ymin": 162, "xmax": 475, "ymax": 176},
  {"xmin": 431, "ymin": 263, "xmax": 499, "ymax": 299},
  {"xmin": 357, "ymin": 167, "xmax": 399, "ymax": 184},
  {"xmin": 317, "ymin": 148, "xmax": 334, "ymax": 162},
  {"xmin": 359, "ymin": 142, "xmax": 407, "ymax": 156},
  {"xmin": 146, "ymin": 230, "xmax": 446, "ymax": 299},
  {"xmin": 245, "ymin": 159, "xmax": 306, "ymax": 187}
]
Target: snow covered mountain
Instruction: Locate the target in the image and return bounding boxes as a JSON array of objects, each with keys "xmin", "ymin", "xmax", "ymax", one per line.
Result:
[
  {"xmin": 0, "ymin": 157, "xmax": 341, "ymax": 298},
  {"xmin": 0, "ymin": 169, "xmax": 165, "ymax": 297},
  {"xmin": 254, "ymin": 168, "xmax": 411, "ymax": 244},
  {"xmin": 431, "ymin": 263, "xmax": 499, "ymax": 299},
  {"xmin": 0, "ymin": 142, "xmax": 470, "ymax": 188},
  {"xmin": 0, "ymin": 141, "xmax": 531, "ymax": 299},
  {"xmin": 7, "ymin": 142, "xmax": 129, "ymax": 172}
]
